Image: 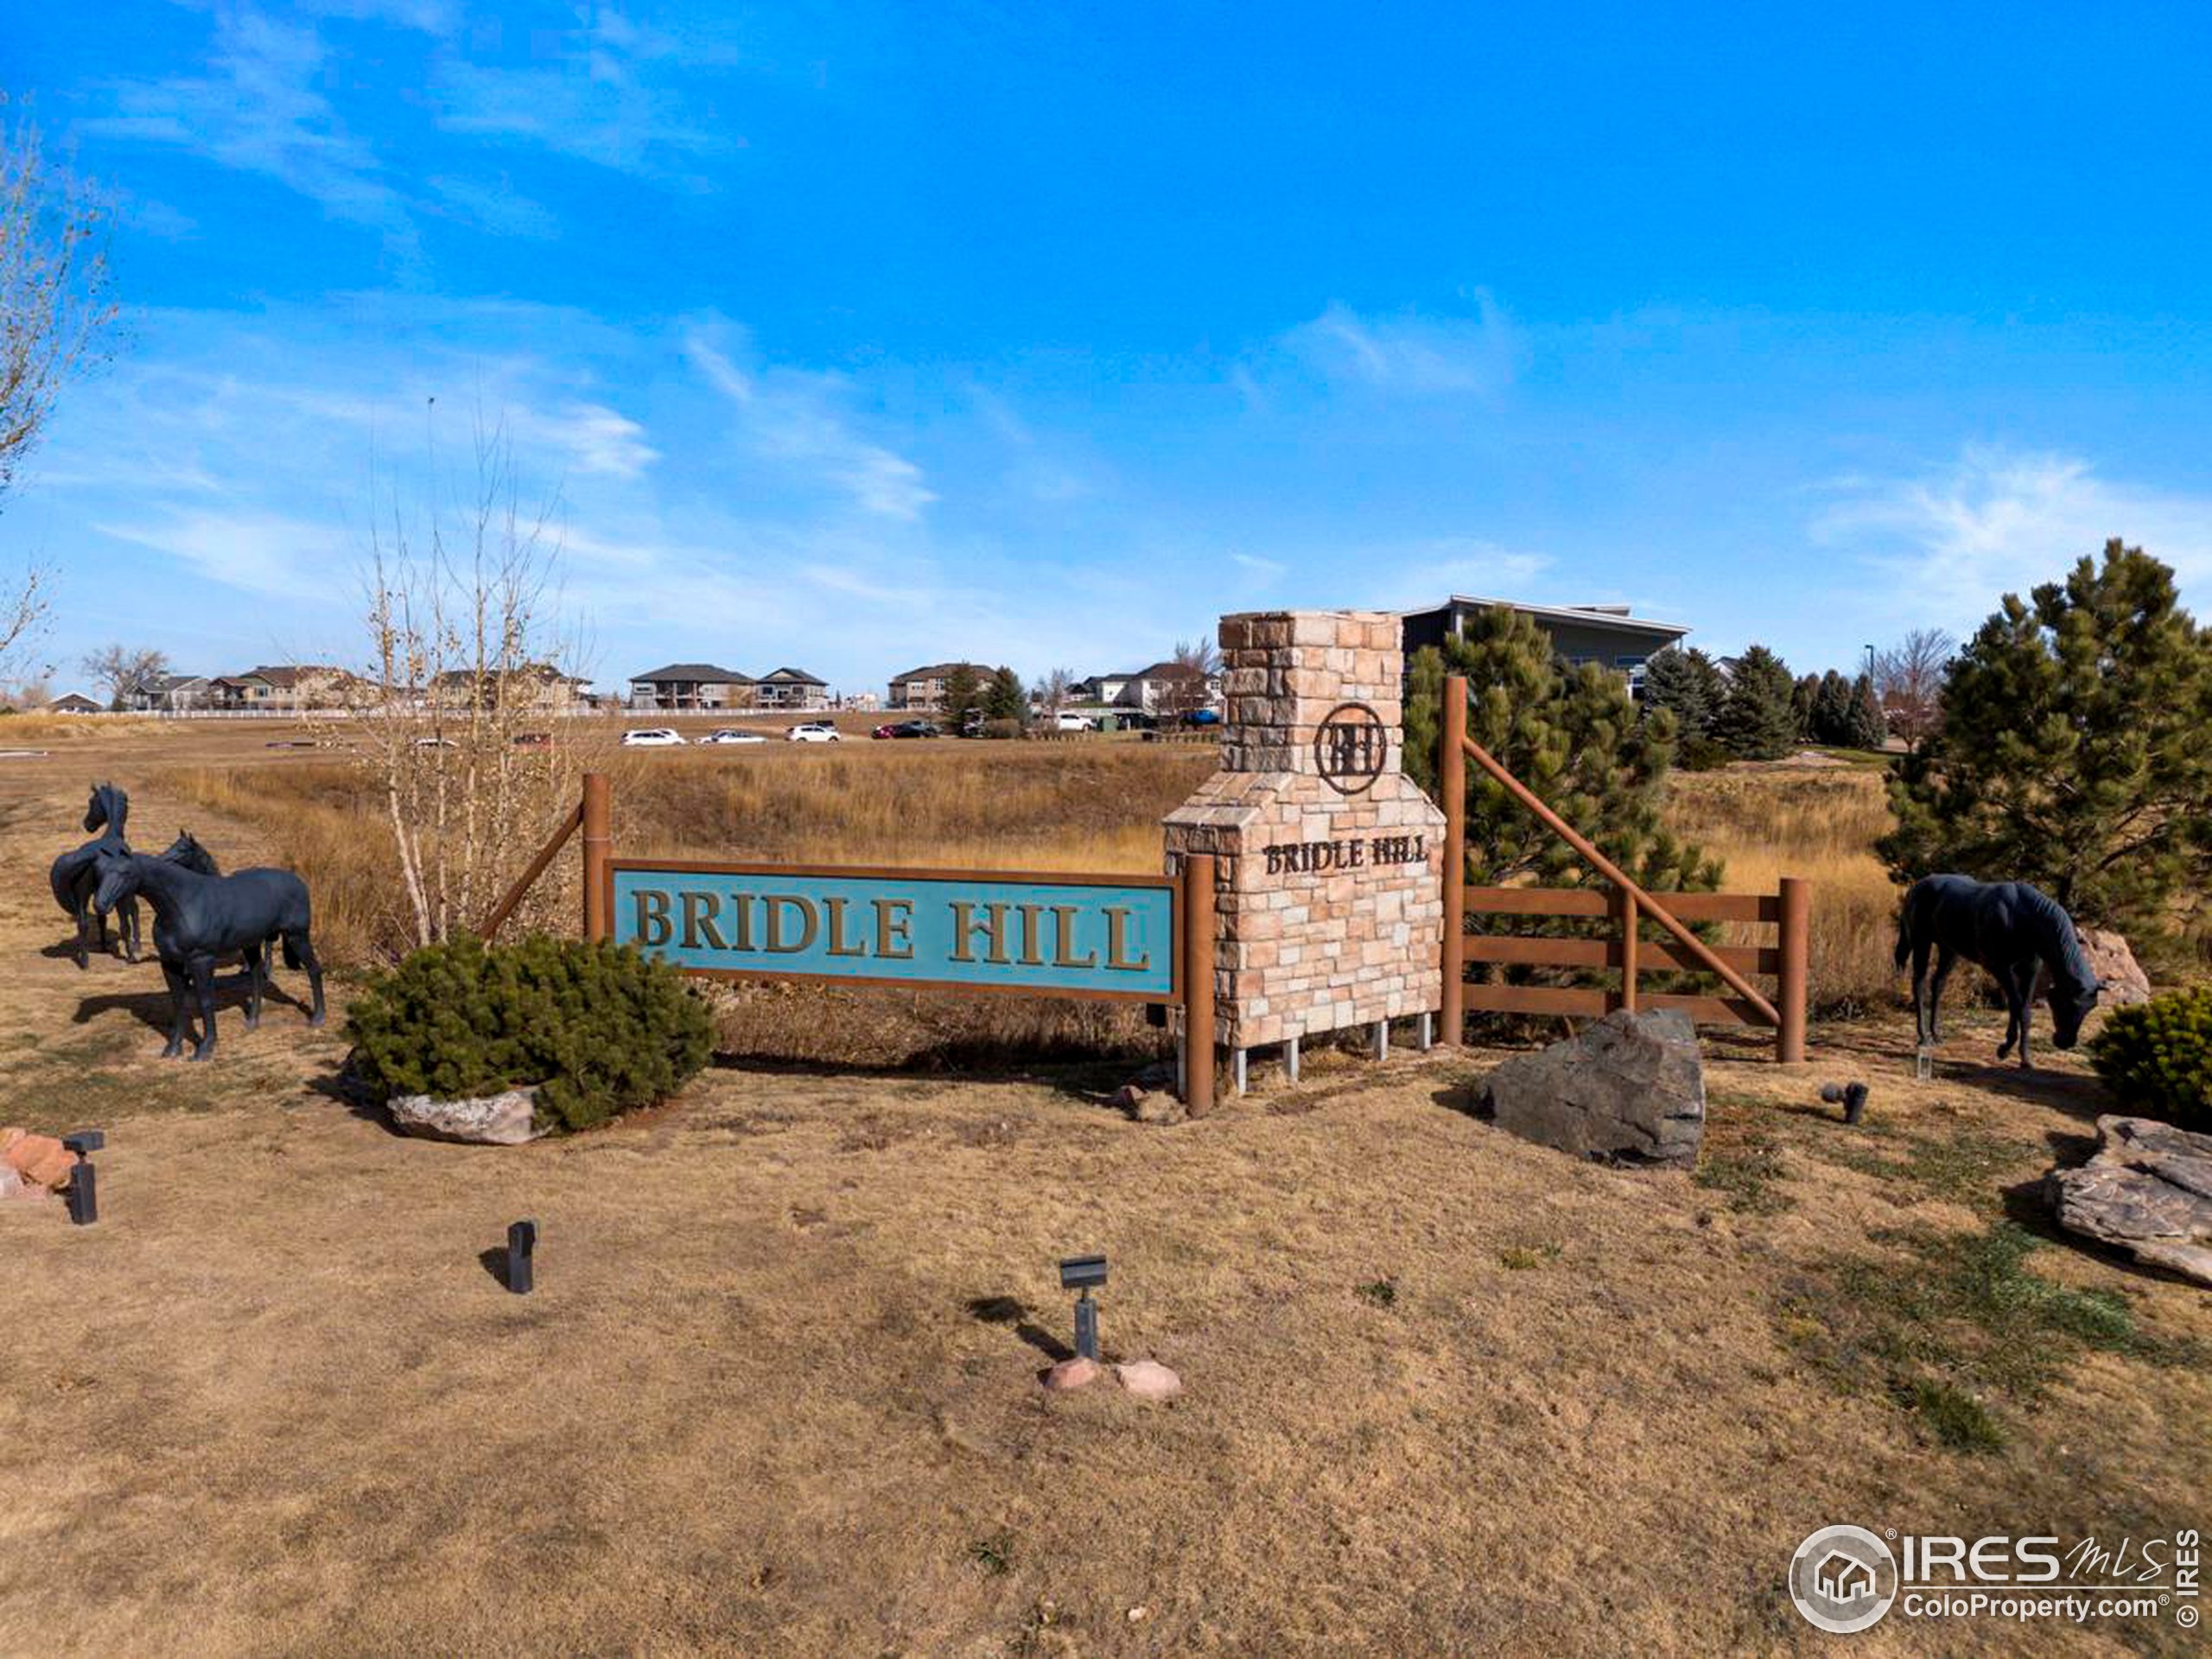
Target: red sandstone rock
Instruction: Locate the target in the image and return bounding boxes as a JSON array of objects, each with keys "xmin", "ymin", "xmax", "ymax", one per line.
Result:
[
  {"xmin": 1, "ymin": 1131, "xmax": 73, "ymax": 1191},
  {"xmin": 1041, "ymin": 1357, "xmax": 1101, "ymax": 1391}
]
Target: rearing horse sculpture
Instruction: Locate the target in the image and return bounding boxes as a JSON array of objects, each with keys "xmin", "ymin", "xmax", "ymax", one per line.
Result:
[
  {"xmin": 48, "ymin": 783, "xmax": 139, "ymax": 967},
  {"xmin": 1895, "ymin": 874, "xmax": 2103, "ymax": 1071},
  {"xmin": 92, "ymin": 847, "xmax": 325, "ymax": 1061}
]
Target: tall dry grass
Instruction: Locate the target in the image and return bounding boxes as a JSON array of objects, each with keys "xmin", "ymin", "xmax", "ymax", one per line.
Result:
[
  {"xmin": 1663, "ymin": 764, "xmax": 1901, "ymax": 1015},
  {"xmin": 164, "ymin": 740, "xmax": 1905, "ymax": 1044}
]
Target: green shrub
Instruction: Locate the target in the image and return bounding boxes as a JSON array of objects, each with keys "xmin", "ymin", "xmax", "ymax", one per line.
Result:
[
  {"xmin": 346, "ymin": 932, "xmax": 714, "ymax": 1135},
  {"xmin": 2089, "ymin": 987, "xmax": 2212, "ymax": 1131}
]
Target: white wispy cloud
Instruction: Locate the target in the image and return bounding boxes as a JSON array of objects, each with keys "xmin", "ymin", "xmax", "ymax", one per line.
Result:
[
  {"xmin": 1813, "ymin": 447, "xmax": 2212, "ymax": 623},
  {"xmin": 688, "ymin": 330, "xmax": 935, "ymax": 520},
  {"xmin": 1279, "ymin": 292, "xmax": 1524, "ymax": 397},
  {"xmin": 93, "ymin": 507, "xmax": 355, "ymax": 601},
  {"xmin": 86, "ymin": 9, "xmax": 403, "ymax": 232}
]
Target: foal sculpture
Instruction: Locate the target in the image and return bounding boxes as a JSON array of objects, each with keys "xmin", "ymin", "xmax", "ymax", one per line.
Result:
[
  {"xmin": 92, "ymin": 846, "xmax": 324, "ymax": 1061},
  {"xmin": 1895, "ymin": 874, "xmax": 2103, "ymax": 1071},
  {"xmin": 48, "ymin": 783, "xmax": 139, "ymax": 967}
]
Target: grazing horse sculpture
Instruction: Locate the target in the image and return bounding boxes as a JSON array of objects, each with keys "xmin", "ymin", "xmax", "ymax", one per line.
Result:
[
  {"xmin": 91, "ymin": 847, "xmax": 325, "ymax": 1061},
  {"xmin": 48, "ymin": 782, "xmax": 138, "ymax": 967},
  {"xmin": 1895, "ymin": 874, "xmax": 2103, "ymax": 1070}
]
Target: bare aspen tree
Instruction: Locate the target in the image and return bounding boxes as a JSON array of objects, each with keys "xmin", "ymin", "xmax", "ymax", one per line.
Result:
[
  {"xmin": 1872, "ymin": 626, "xmax": 1957, "ymax": 751},
  {"xmin": 330, "ymin": 412, "xmax": 611, "ymax": 953},
  {"xmin": 3, "ymin": 94, "xmax": 116, "ymax": 673}
]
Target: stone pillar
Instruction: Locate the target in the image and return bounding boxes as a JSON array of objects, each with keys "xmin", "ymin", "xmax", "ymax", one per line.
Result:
[{"xmin": 1163, "ymin": 610, "xmax": 1446, "ymax": 1056}]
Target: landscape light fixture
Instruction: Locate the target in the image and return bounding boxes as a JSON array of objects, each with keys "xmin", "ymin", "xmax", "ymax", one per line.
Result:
[
  {"xmin": 506, "ymin": 1219, "xmax": 537, "ymax": 1295},
  {"xmin": 1059, "ymin": 1253, "xmax": 1106, "ymax": 1361},
  {"xmin": 61, "ymin": 1130, "xmax": 104, "ymax": 1226}
]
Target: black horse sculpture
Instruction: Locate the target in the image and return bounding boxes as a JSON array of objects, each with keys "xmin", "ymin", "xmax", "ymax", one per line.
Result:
[
  {"xmin": 1895, "ymin": 874, "xmax": 2103, "ymax": 1070},
  {"xmin": 91, "ymin": 847, "xmax": 325, "ymax": 1061},
  {"xmin": 48, "ymin": 782, "xmax": 138, "ymax": 967}
]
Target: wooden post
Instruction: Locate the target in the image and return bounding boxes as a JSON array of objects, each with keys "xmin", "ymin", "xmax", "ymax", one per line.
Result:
[
  {"xmin": 1777, "ymin": 876, "xmax": 1810, "ymax": 1063},
  {"xmin": 582, "ymin": 771, "xmax": 612, "ymax": 943},
  {"xmin": 1613, "ymin": 882, "xmax": 1639, "ymax": 1014},
  {"xmin": 1440, "ymin": 675, "xmax": 1467, "ymax": 1046},
  {"xmin": 1181, "ymin": 851, "xmax": 1217, "ymax": 1116},
  {"xmin": 476, "ymin": 802, "xmax": 582, "ymax": 943}
]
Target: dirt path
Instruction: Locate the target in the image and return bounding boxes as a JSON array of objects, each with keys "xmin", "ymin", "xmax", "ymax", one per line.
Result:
[{"xmin": 0, "ymin": 745, "xmax": 2206, "ymax": 1656}]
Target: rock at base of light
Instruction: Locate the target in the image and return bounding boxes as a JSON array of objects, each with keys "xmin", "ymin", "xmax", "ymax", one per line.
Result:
[
  {"xmin": 1040, "ymin": 1357, "xmax": 1101, "ymax": 1390},
  {"xmin": 1114, "ymin": 1358, "xmax": 1183, "ymax": 1402}
]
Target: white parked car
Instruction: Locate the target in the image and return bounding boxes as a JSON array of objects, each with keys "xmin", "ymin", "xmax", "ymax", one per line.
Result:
[
  {"xmin": 620, "ymin": 728, "xmax": 686, "ymax": 747},
  {"xmin": 702, "ymin": 728, "xmax": 767, "ymax": 745},
  {"xmin": 785, "ymin": 721, "xmax": 841, "ymax": 743},
  {"xmin": 1052, "ymin": 710, "xmax": 1096, "ymax": 731}
]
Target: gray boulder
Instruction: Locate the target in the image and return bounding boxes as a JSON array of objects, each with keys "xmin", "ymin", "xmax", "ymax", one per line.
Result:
[
  {"xmin": 2048, "ymin": 1116, "xmax": 2212, "ymax": 1286},
  {"xmin": 386, "ymin": 1087, "xmax": 544, "ymax": 1146},
  {"xmin": 1477, "ymin": 1008, "xmax": 1705, "ymax": 1166}
]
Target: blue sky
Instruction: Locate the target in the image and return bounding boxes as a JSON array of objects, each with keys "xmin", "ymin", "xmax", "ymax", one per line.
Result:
[{"xmin": 9, "ymin": 1, "xmax": 2212, "ymax": 696}]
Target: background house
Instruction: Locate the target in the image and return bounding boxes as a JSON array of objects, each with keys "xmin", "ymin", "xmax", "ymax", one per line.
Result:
[
  {"xmin": 121, "ymin": 673, "xmax": 212, "ymax": 713},
  {"xmin": 44, "ymin": 691, "xmax": 101, "ymax": 715},
  {"xmin": 888, "ymin": 662, "xmax": 986, "ymax": 710},
  {"xmin": 433, "ymin": 663, "xmax": 592, "ymax": 713},
  {"xmin": 1400, "ymin": 597, "xmax": 1690, "ymax": 694},
  {"xmin": 754, "ymin": 667, "xmax": 829, "ymax": 711},
  {"xmin": 628, "ymin": 664, "xmax": 757, "ymax": 712},
  {"xmin": 1116, "ymin": 661, "xmax": 1219, "ymax": 714}
]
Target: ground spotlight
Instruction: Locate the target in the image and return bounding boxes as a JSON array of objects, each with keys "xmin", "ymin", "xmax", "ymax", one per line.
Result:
[
  {"xmin": 1059, "ymin": 1253, "xmax": 1106, "ymax": 1361},
  {"xmin": 506, "ymin": 1219, "xmax": 537, "ymax": 1294},
  {"xmin": 62, "ymin": 1130, "xmax": 104, "ymax": 1226}
]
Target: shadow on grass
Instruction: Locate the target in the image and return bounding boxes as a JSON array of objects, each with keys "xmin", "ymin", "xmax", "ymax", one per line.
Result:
[
  {"xmin": 707, "ymin": 1046, "xmax": 1141, "ymax": 1110},
  {"xmin": 965, "ymin": 1294, "xmax": 1072, "ymax": 1362}
]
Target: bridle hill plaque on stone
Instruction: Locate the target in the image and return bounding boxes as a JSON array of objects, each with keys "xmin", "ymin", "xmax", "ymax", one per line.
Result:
[{"xmin": 1163, "ymin": 610, "xmax": 1446, "ymax": 1057}]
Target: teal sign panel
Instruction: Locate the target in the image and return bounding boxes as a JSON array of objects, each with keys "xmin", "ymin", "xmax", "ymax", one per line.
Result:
[{"xmin": 610, "ymin": 861, "xmax": 1178, "ymax": 1001}]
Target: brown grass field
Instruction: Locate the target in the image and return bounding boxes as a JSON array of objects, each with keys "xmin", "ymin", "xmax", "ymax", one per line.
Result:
[{"xmin": 1, "ymin": 721, "xmax": 2206, "ymax": 1656}]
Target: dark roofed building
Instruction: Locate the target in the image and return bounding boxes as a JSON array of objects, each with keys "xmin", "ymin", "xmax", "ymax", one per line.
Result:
[
  {"xmin": 1400, "ymin": 596, "xmax": 1691, "ymax": 694},
  {"xmin": 628, "ymin": 663, "xmax": 757, "ymax": 713},
  {"xmin": 755, "ymin": 666, "xmax": 829, "ymax": 711}
]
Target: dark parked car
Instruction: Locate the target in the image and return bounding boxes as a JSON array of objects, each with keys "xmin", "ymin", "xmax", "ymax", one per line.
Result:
[{"xmin": 871, "ymin": 719, "xmax": 942, "ymax": 740}]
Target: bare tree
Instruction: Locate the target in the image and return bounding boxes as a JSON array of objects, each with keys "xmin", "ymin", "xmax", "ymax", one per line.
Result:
[
  {"xmin": 79, "ymin": 642, "xmax": 168, "ymax": 707},
  {"xmin": 1033, "ymin": 666, "xmax": 1075, "ymax": 712},
  {"xmin": 3, "ymin": 97, "xmax": 114, "ymax": 674},
  {"xmin": 332, "ymin": 410, "xmax": 607, "ymax": 952},
  {"xmin": 1158, "ymin": 636, "xmax": 1222, "ymax": 720},
  {"xmin": 1872, "ymin": 626, "xmax": 1956, "ymax": 750},
  {"xmin": 0, "ymin": 553, "xmax": 48, "ymax": 672}
]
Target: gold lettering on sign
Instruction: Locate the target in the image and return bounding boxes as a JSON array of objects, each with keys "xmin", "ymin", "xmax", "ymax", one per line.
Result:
[
  {"xmin": 1050, "ymin": 905, "xmax": 1096, "ymax": 969},
  {"xmin": 680, "ymin": 890, "xmax": 732, "ymax": 950},
  {"xmin": 874, "ymin": 898, "xmax": 915, "ymax": 958},
  {"xmin": 951, "ymin": 901, "xmax": 1012, "ymax": 964},
  {"xmin": 633, "ymin": 887, "xmax": 673, "ymax": 947},
  {"xmin": 823, "ymin": 896, "xmax": 868, "ymax": 957},
  {"xmin": 764, "ymin": 895, "xmax": 818, "ymax": 954},
  {"xmin": 1015, "ymin": 904, "xmax": 1048, "ymax": 966},
  {"xmin": 1104, "ymin": 906, "xmax": 1149, "ymax": 974}
]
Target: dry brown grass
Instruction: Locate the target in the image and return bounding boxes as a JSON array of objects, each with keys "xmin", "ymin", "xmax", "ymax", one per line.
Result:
[
  {"xmin": 1667, "ymin": 762, "xmax": 1902, "ymax": 1015},
  {"xmin": 4, "ymin": 726, "xmax": 2208, "ymax": 1655}
]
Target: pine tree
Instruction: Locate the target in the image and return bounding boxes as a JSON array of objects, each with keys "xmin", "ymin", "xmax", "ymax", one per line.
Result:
[
  {"xmin": 1714, "ymin": 645, "xmax": 1797, "ymax": 760},
  {"xmin": 1879, "ymin": 540, "xmax": 2212, "ymax": 937},
  {"xmin": 1641, "ymin": 646, "xmax": 1717, "ymax": 740},
  {"xmin": 1791, "ymin": 674, "xmax": 1821, "ymax": 743},
  {"xmin": 941, "ymin": 663, "xmax": 982, "ymax": 728},
  {"xmin": 1404, "ymin": 607, "xmax": 1718, "ymax": 894},
  {"xmin": 985, "ymin": 664, "xmax": 1025, "ymax": 722},
  {"xmin": 1809, "ymin": 670, "xmax": 1854, "ymax": 746},
  {"xmin": 1843, "ymin": 672, "xmax": 1887, "ymax": 751}
]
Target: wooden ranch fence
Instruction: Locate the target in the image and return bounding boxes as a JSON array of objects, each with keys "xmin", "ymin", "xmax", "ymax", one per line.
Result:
[{"xmin": 1438, "ymin": 674, "xmax": 1810, "ymax": 1061}]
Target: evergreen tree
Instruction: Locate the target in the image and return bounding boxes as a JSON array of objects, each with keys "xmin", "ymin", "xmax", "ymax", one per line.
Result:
[
  {"xmin": 1713, "ymin": 645, "xmax": 1798, "ymax": 760},
  {"xmin": 1641, "ymin": 645, "xmax": 1718, "ymax": 740},
  {"xmin": 940, "ymin": 663, "xmax": 982, "ymax": 728},
  {"xmin": 984, "ymin": 664, "xmax": 1026, "ymax": 722},
  {"xmin": 1843, "ymin": 672, "xmax": 1887, "ymax": 751},
  {"xmin": 1810, "ymin": 670, "xmax": 1853, "ymax": 745},
  {"xmin": 1404, "ymin": 607, "xmax": 1718, "ymax": 894},
  {"xmin": 1791, "ymin": 674, "xmax": 1821, "ymax": 743},
  {"xmin": 1879, "ymin": 540, "xmax": 2212, "ymax": 937}
]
